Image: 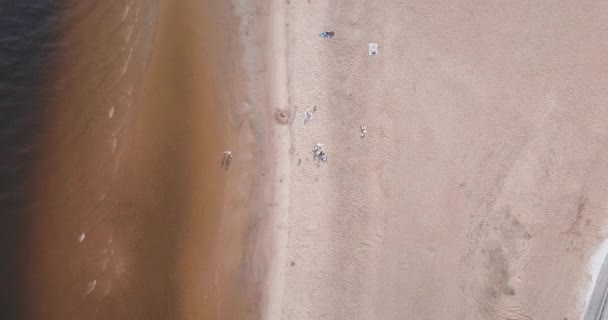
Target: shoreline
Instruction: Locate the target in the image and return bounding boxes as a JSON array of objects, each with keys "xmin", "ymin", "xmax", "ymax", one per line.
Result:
[
  {"xmin": 21, "ymin": 1, "xmax": 266, "ymax": 318},
  {"xmin": 583, "ymin": 237, "xmax": 608, "ymax": 318}
]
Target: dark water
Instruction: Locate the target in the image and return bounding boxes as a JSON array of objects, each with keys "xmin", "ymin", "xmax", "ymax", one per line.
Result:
[
  {"xmin": 0, "ymin": 1, "xmax": 58, "ymax": 318},
  {"xmin": 0, "ymin": 1, "xmax": 260, "ymax": 319}
]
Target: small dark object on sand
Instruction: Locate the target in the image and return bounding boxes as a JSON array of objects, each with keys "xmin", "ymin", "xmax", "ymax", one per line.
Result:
[
  {"xmin": 274, "ymin": 108, "xmax": 291, "ymax": 125},
  {"xmin": 319, "ymin": 31, "xmax": 335, "ymax": 38}
]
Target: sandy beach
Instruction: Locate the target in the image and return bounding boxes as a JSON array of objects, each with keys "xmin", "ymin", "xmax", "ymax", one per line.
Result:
[
  {"xmin": 265, "ymin": 1, "xmax": 608, "ymax": 319},
  {"xmin": 5, "ymin": 0, "xmax": 608, "ymax": 319}
]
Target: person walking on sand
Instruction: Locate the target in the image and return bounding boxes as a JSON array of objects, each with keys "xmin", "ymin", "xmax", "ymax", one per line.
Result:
[
  {"xmin": 225, "ymin": 151, "xmax": 232, "ymax": 169},
  {"xmin": 222, "ymin": 150, "xmax": 233, "ymax": 169}
]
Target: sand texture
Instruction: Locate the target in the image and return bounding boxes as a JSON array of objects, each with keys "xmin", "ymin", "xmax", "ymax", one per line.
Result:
[{"xmin": 268, "ymin": 1, "xmax": 608, "ymax": 319}]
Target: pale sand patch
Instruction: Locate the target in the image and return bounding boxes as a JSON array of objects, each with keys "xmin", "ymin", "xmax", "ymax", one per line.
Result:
[
  {"xmin": 262, "ymin": 0, "xmax": 291, "ymax": 318},
  {"xmin": 227, "ymin": 0, "xmax": 293, "ymax": 318}
]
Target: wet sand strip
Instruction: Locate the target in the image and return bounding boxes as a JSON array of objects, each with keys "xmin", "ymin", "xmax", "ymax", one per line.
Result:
[{"xmin": 11, "ymin": 1, "xmax": 263, "ymax": 319}]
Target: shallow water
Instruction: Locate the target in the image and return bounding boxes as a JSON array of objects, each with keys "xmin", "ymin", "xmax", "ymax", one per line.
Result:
[{"xmin": 1, "ymin": 1, "xmax": 259, "ymax": 319}]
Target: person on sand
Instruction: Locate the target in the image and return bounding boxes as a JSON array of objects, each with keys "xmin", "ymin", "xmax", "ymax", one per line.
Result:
[
  {"xmin": 222, "ymin": 150, "xmax": 232, "ymax": 169},
  {"xmin": 319, "ymin": 151, "xmax": 327, "ymax": 162},
  {"xmin": 225, "ymin": 151, "xmax": 232, "ymax": 169}
]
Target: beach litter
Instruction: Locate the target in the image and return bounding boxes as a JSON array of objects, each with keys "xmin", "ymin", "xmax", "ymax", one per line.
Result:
[
  {"xmin": 304, "ymin": 109, "xmax": 313, "ymax": 123},
  {"xmin": 319, "ymin": 31, "xmax": 335, "ymax": 38},
  {"xmin": 360, "ymin": 124, "xmax": 367, "ymax": 137},
  {"xmin": 369, "ymin": 43, "xmax": 378, "ymax": 56}
]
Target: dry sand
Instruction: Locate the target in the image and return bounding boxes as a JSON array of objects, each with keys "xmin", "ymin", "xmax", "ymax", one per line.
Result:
[{"xmin": 266, "ymin": 1, "xmax": 608, "ymax": 319}]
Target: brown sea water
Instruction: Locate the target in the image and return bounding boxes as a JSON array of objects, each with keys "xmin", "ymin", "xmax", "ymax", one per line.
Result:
[{"xmin": 1, "ymin": 1, "xmax": 262, "ymax": 319}]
